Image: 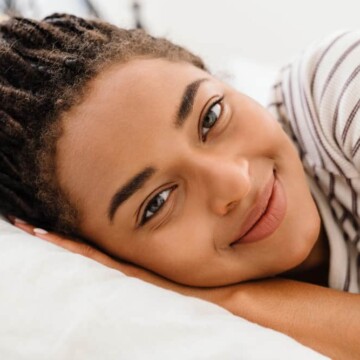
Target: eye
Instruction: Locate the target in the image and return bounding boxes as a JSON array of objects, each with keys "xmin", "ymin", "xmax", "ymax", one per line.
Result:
[
  {"xmin": 200, "ymin": 97, "xmax": 223, "ymax": 141},
  {"xmin": 140, "ymin": 186, "xmax": 175, "ymax": 225}
]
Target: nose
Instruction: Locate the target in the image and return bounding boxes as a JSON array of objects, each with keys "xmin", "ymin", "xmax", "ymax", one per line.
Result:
[{"xmin": 189, "ymin": 154, "xmax": 251, "ymax": 216}]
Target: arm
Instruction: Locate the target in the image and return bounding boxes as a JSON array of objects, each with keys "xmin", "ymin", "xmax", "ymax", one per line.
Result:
[
  {"xmin": 223, "ymin": 278, "xmax": 360, "ymax": 360},
  {"xmin": 172, "ymin": 270, "xmax": 360, "ymax": 359}
]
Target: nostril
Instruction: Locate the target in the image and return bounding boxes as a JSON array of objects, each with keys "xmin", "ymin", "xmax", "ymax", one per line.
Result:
[{"xmin": 227, "ymin": 201, "xmax": 238, "ymax": 212}]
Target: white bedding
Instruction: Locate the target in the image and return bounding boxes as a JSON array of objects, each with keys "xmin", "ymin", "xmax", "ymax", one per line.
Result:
[
  {"xmin": 0, "ymin": 219, "xmax": 327, "ymax": 359},
  {"xmin": 0, "ymin": 58, "xmax": 328, "ymax": 359}
]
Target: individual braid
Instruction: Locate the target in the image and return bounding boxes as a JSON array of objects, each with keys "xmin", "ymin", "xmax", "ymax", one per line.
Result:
[{"xmin": 0, "ymin": 13, "xmax": 206, "ymax": 236}]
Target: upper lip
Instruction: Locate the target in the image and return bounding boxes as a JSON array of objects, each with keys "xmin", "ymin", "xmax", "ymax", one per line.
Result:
[{"xmin": 231, "ymin": 171, "xmax": 275, "ymax": 245}]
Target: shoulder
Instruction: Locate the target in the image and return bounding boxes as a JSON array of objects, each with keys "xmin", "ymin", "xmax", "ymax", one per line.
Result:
[
  {"xmin": 268, "ymin": 30, "xmax": 360, "ymax": 176},
  {"xmin": 302, "ymin": 30, "xmax": 360, "ymax": 106}
]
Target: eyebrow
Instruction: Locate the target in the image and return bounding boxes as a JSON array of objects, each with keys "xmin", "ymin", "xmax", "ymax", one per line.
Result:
[
  {"xmin": 108, "ymin": 167, "xmax": 156, "ymax": 222},
  {"xmin": 174, "ymin": 78, "xmax": 209, "ymax": 128},
  {"xmin": 108, "ymin": 77, "xmax": 209, "ymax": 223}
]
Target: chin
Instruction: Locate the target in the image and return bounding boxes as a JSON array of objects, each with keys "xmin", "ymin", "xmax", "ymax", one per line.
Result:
[{"xmin": 281, "ymin": 209, "xmax": 322, "ymax": 275}]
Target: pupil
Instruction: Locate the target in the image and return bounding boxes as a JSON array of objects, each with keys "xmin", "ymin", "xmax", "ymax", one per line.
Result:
[
  {"xmin": 204, "ymin": 111, "xmax": 216, "ymax": 128},
  {"xmin": 149, "ymin": 195, "xmax": 164, "ymax": 212}
]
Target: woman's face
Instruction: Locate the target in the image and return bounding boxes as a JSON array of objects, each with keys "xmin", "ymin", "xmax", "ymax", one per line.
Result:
[{"xmin": 57, "ymin": 58, "xmax": 321, "ymax": 286}]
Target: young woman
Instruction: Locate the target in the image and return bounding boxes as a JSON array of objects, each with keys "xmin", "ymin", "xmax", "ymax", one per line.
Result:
[{"xmin": 1, "ymin": 14, "xmax": 359, "ymax": 359}]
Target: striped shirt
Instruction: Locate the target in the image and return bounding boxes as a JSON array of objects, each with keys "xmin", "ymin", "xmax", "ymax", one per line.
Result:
[{"xmin": 267, "ymin": 31, "xmax": 360, "ymax": 294}]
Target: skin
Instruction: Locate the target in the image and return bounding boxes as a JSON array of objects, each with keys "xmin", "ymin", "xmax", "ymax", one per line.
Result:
[{"xmin": 56, "ymin": 58, "xmax": 326, "ymax": 287}]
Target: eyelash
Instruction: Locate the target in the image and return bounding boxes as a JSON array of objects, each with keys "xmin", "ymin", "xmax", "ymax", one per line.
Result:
[{"xmin": 139, "ymin": 97, "xmax": 224, "ymax": 226}]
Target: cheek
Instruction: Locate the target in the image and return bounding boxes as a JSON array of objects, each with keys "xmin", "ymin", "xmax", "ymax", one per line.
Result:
[
  {"xmin": 230, "ymin": 101, "xmax": 286, "ymax": 157},
  {"xmin": 132, "ymin": 219, "xmax": 215, "ymax": 283}
]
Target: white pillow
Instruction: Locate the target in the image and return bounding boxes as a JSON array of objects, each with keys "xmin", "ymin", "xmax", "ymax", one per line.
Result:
[
  {"xmin": 0, "ymin": 218, "xmax": 327, "ymax": 359},
  {"xmin": 0, "ymin": 58, "xmax": 327, "ymax": 359}
]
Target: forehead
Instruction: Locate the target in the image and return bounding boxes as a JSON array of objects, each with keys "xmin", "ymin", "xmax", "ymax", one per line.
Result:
[{"xmin": 56, "ymin": 58, "xmax": 211, "ymax": 217}]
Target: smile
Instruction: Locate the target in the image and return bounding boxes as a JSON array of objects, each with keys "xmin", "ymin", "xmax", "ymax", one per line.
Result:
[{"xmin": 231, "ymin": 171, "xmax": 287, "ymax": 246}]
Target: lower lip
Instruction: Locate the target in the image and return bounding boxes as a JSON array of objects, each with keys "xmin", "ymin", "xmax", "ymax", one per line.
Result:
[{"xmin": 233, "ymin": 176, "xmax": 287, "ymax": 245}]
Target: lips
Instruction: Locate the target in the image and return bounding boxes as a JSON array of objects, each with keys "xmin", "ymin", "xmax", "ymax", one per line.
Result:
[{"xmin": 230, "ymin": 170, "xmax": 279, "ymax": 246}]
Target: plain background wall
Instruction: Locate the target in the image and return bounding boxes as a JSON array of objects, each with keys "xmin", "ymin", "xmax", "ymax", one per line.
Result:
[
  {"xmin": 9, "ymin": 0, "xmax": 360, "ymax": 68},
  {"xmin": 92, "ymin": 0, "xmax": 360, "ymax": 69}
]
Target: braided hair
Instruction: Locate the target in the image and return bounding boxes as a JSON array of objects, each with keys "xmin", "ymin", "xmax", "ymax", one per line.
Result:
[{"xmin": 0, "ymin": 13, "xmax": 206, "ymax": 236}]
